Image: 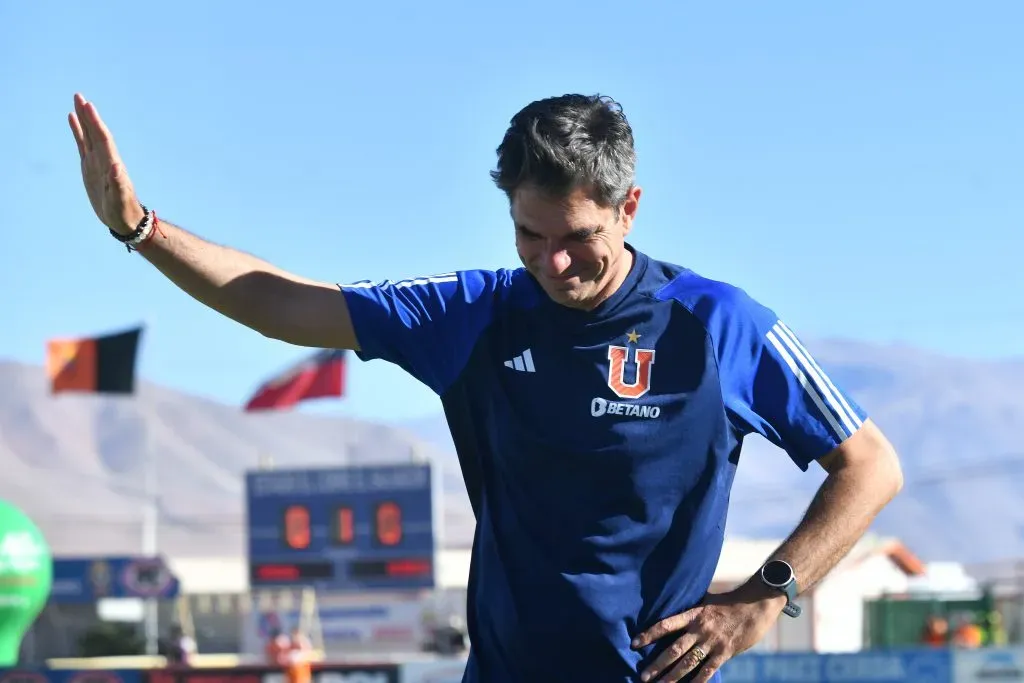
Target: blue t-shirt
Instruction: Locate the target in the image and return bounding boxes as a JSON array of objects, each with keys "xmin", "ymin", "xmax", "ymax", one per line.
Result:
[{"xmin": 339, "ymin": 246, "xmax": 867, "ymax": 683}]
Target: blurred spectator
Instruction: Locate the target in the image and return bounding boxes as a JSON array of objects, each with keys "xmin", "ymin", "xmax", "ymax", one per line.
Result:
[
  {"xmin": 162, "ymin": 626, "xmax": 196, "ymax": 667},
  {"xmin": 952, "ymin": 613, "xmax": 984, "ymax": 648},
  {"xmin": 287, "ymin": 627, "xmax": 313, "ymax": 683},
  {"xmin": 982, "ymin": 610, "xmax": 1008, "ymax": 646},
  {"xmin": 265, "ymin": 627, "xmax": 291, "ymax": 667},
  {"xmin": 164, "ymin": 624, "xmax": 196, "ymax": 666},
  {"xmin": 921, "ymin": 615, "xmax": 949, "ymax": 647},
  {"xmin": 432, "ymin": 615, "xmax": 468, "ymax": 656}
]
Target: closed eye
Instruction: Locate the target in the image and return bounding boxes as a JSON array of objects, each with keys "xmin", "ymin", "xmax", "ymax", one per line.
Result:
[
  {"xmin": 516, "ymin": 225, "xmax": 543, "ymax": 240},
  {"xmin": 516, "ymin": 225, "xmax": 601, "ymax": 241},
  {"xmin": 568, "ymin": 227, "xmax": 598, "ymax": 241}
]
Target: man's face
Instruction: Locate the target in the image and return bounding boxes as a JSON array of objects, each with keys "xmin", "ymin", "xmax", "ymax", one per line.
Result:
[{"xmin": 512, "ymin": 184, "xmax": 641, "ymax": 310}]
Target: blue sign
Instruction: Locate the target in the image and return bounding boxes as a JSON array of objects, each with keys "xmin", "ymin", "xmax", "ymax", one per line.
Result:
[
  {"xmin": 952, "ymin": 647, "xmax": 1024, "ymax": 681},
  {"xmin": 721, "ymin": 650, "xmax": 953, "ymax": 683},
  {"xmin": 0, "ymin": 669, "xmax": 143, "ymax": 683},
  {"xmin": 245, "ymin": 464, "xmax": 435, "ymax": 591},
  {"xmin": 48, "ymin": 557, "xmax": 179, "ymax": 604}
]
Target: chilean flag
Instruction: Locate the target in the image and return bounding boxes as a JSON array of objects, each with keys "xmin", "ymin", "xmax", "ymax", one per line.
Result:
[{"xmin": 243, "ymin": 349, "xmax": 346, "ymax": 412}]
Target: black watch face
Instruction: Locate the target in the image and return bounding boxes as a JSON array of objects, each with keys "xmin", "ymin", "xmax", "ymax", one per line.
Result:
[{"xmin": 762, "ymin": 561, "xmax": 793, "ymax": 587}]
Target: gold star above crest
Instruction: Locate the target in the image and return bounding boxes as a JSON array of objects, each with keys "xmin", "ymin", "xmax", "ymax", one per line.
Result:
[{"xmin": 626, "ymin": 329, "xmax": 641, "ymax": 344}]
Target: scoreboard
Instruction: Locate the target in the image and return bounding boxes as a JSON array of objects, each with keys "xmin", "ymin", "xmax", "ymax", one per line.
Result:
[{"xmin": 245, "ymin": 463, "xmax": 435, "ymax": 591}]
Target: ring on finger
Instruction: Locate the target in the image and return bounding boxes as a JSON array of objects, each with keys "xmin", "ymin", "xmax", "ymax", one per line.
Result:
[{"xmin": 692, "ymin": 645, "xmax": 707, "ymax": 661}]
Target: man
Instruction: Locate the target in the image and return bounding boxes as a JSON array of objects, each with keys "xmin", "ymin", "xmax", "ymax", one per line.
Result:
[
  {"xmin": 68, "ymin": 92, "xmax": 903, "ymax": 682},
  {"xmin": 286, "ymin": 627, "xmax": 313, "ymax": 683},
  {"xmin": 163, "ymin": 624, "xmax": 196, "ymax": 667},
  {"xmin": 264, "ymin": 626, "xmax": 291, "ymax": 668}
]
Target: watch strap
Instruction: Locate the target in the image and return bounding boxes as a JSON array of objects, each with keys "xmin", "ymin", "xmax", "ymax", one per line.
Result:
[{"xmin": 782, "ymin": 582, "xmax": 802, "ymax": 618}]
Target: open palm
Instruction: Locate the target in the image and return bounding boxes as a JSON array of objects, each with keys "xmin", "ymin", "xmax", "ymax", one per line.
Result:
[{"xmin": 68, "ymin": 93, "xmax": 145, "ymax": 234}]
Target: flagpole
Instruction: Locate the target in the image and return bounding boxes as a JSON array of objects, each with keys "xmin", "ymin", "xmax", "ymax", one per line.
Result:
[
  {"xmin": 142, "ymin": 421, "xmax": 159, "ymax": 656},
  {"xmin": 46, "ymin": 321, "xmax": 159, "ymax": 654},
  {"xmin": 139, "ymin": 317, "xmax": 159, "ymax": 657}
]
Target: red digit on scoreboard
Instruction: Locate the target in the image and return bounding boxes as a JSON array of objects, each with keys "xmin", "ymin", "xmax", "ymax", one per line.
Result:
[
  {"xmin": 333, "ymin": 506, "xmax": 354, "ymax": 545},
  {"xmin": 375, "ymin": 501, "xmax": 402, "ymax": 546},
  {"xmin": 283, "ymin": 504, "xmax": 311, "ymax": 550}
]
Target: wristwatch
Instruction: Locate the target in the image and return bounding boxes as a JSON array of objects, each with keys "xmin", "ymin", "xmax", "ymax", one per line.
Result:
[{"xmin": 760, "ymin": 559, "xmax": 801, "ymax": 618}]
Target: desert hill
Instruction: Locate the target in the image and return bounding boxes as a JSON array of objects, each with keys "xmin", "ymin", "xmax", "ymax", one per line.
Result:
[{"xmin": 0, "ymin": 360, "xmax": 472, "ymax": 558}]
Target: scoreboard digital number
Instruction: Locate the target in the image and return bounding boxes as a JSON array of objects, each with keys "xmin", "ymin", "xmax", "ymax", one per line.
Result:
[{"xmin": 245, "ymin": 463, "xmax": 435, "ymax": 591}]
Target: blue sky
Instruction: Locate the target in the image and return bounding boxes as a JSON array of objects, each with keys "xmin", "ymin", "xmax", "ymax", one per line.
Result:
[{"xmin": 1, "ymin": 1, "xmax": 1021, "ymax": 423}]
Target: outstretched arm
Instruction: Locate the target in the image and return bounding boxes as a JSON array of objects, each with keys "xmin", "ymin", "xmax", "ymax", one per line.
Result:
[
  {"xmin": 68, "ymin": 93, "xmax": 357, "ymax": 350},
  {"xmin": 128, "ymin": 219, "xmax": 356, "ymax": 349}
]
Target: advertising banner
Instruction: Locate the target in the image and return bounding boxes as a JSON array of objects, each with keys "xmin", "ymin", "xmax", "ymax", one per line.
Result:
[
  {"xmin": 953, "ymin": 647, "xmax": 1024, "ymax": 682},
  {"xmin": 720, "ymin": 649, "xmax": 953, "ymax": 683},
  {"xmin": 145, "ymin": 664, "xmax": 400, "ymax": 683},
  {"xmin": 245, "ymin": 596, "xmax": 427, "ymax": 655},
  {"xmin": 399, "ymin": 659, "xmax": 468, "ymax": 683},
  {"xmin": 49, "ymin": 557, "xmax": 179, "ymax": 604},
  {"xmin": 0, "ymin": 670, "xmax": 142, "ymax": 683}
]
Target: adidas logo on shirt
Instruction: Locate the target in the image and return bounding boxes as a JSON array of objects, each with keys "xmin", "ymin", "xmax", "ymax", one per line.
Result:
[{"xmin": 503, "ymin": 349, "xmax": 536, "ymax": 373}]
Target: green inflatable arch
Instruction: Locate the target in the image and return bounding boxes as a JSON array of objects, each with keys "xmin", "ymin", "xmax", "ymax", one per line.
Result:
[{"xmin": 0, "ymin": 500, "xmax": 52, "ymax": 666}]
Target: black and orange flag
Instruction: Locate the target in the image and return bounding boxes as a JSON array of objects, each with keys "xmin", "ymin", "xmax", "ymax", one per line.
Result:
[{"xmin": 46, "ymin": 326, "xmax": 143, "ymax": 395}]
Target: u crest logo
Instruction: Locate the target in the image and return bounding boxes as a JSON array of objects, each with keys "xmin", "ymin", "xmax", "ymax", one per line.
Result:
[{"xmin": 606, "ymin": 345, "xmax": 656, "ymax": 399}]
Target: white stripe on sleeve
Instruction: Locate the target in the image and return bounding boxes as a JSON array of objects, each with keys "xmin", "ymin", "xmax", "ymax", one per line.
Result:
[
  {"xmin": 775, "ymin": 321, "xmax": 863, "ymax": 432},
  {"xmin": 340, "ymin": 273, "xmax": 459, "ymax": 290},
  {"xmin": 766, "ymin": 328, "xmax": 851, "ymax": 440}
]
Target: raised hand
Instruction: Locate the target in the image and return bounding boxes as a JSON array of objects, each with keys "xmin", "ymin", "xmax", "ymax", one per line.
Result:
[{"xmin": 68, "ymin": 94, "xmax": 146, "ymax": 235}]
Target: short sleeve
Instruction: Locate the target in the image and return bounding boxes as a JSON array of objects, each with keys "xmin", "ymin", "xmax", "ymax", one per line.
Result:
[
  {"xmin": 338, "ymin": 269, "xmax": 502, "ymax": 395},
  {"xmin": 701, "ymin": 288, "xmax": 868, "ymax": 470}
]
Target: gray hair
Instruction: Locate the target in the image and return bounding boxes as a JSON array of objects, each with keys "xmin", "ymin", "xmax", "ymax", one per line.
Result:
[{"xmin": 490, "ymin": 94, "xmax": 636, "ymax": 208}]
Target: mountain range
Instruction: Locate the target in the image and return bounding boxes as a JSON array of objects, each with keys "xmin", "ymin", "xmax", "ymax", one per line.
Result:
[
  {"xmin": 0, "ymin": 359, "xmax": 473, "ymax": 558},
  {"xmin": 0, "ymin": 336, "xmax": 1021, "ymax": 567}
]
